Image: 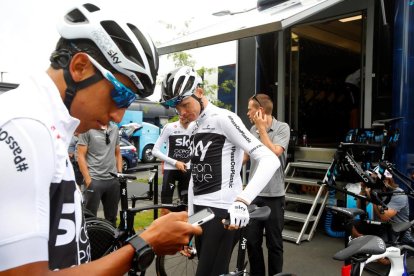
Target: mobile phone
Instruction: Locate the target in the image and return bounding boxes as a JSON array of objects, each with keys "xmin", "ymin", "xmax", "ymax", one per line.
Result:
[{"xmin": 188, "ymin": 208, "xmax": 215, "ymax": 226}]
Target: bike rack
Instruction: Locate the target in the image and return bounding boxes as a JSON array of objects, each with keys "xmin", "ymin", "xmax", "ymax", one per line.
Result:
[{"xmin": 125, "ymin": 164, "xmax": 159, "ymax": 220}]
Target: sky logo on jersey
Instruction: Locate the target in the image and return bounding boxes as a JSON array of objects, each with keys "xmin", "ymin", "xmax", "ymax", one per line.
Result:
[
  {"xmin": 175, "ymin": 136, "xmax": 191, "ymax": 147},
  {"xmin": 190, "ymin": 140, "xmax": 212, "ymax": 161},
  {"xmin": 227, "ymin": 116, "xmax": 251, "ymax": 143},
  {"xmin": 190, "ymin": 138, "xmax": 214, "ymax": 184}
]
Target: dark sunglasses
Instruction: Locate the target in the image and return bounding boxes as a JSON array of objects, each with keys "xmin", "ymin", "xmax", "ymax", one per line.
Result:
[
  {"xmin": 105, "ymin": 131, "xmax": 110, "ymax": 145},
  {"xmin": 252, "ymin": 95, "xmax": 262, "ymax": 107}
]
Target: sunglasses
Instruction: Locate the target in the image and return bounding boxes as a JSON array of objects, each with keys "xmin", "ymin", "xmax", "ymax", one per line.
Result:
[
  {"xmin": 162, "ymin": 89, "xmax": 196, "ymax": 108},
  {"xmin": 163, "ymin": 95, "xmax": 186, "ymax": 108},
  {"xmin": 105, "ymin": 131, "xmax": 110, "ymax": 145},
  {"xmin": 252, "ymin": 95, "xmax": 262, "ymax": 107},
  {"xmin": 86, "ymin": 54, "xmax": 137, "ymax": 108}
]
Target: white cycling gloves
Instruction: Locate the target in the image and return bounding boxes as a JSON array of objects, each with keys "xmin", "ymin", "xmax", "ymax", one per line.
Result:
[{"xmin": 228, "ymin": 201, "xmax": 250, "ymax": 228}]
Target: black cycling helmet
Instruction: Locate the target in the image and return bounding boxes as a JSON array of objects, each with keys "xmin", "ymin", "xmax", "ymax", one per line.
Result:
[
  {"xmin": 160, "ymin": 66, "xmax": 203, "ymax": 108},
  {"xmin": 53, "ymin": 3, "xmax": 159, "ymax": 110}
]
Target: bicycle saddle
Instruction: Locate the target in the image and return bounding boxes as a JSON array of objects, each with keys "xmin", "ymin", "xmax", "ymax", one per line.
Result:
[
  {"xmin": 391, "ymin": 220, "xmax": 414, "ymax": 234},
  {"xmin": 333, "ymin": 235, "xmax": 386, "ymax": 261},
  {"xmin": 326, "ymin": 206, "xmax": 365, "ymax": 219},
  {"xmin": 248, "ymin": 205, "xmax": 271, "ymax": 221}
]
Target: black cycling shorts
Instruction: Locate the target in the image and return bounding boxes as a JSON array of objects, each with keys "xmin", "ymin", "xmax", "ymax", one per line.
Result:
[{"xmin": 161, "ymin": 169, "xmax": 191, "ymax": 204}]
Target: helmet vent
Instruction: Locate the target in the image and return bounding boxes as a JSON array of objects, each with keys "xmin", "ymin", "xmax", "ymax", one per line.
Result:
[
  {"xmin": 65, "ymin": 9, "xmax": 88, "ymax": 23},
  {"xmin": 101, "ymin": 21, "xmax": 144, "ymax": 67},
  {"xmin": 128, "ymin": 23, "xmax": 159, "ymax": 80},
  {"xmin": 83, "ymin": 3, "xmax": 100, "ymax": 13},
  {"xmin": 183, "ymin": 76, "xmax": 195, "ymax": 93}
]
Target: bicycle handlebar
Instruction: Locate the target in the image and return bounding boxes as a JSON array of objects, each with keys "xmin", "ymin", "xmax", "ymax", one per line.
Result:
[
  {"xmin": 126, "ymin": 204, "xmax": 187, "ymax": 215},
  {"xmin": 109, "ymin": 172, "xmax": 137, "ymax": 180},
  {"xmin": 222, "ymin": 205, "xmax": 271, "ymax": 226}
]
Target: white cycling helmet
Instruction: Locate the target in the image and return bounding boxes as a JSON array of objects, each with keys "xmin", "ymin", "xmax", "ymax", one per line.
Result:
[
  {"xmin": 57, "ymin": 3, "xmax": 159, "ymax": 98},
  {"xmin": 160, "ymin": 66, "xmax": 203, "ymax": 108}
]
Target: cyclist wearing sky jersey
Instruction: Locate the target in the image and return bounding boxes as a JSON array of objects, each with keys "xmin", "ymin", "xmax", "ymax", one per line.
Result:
[
  {"xmin": 0, "ymin": 4, "xmax": 201, "ymax": 275},
  {"xmin": 152, "ymin": 116, "xmax": 195, "ymax": 206},
  {"xmin": 160, "ymin": 66, "xmax": 280, "ymax": 276}
]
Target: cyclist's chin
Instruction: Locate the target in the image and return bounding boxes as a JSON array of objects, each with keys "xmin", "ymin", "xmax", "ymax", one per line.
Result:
[
  {"xmin": 75, "ymin": 122, "xmax": 98, "ymax": 134},
  {"xmin": 187, "ymin": 114, "xmax": 198, "ymax": 122}
]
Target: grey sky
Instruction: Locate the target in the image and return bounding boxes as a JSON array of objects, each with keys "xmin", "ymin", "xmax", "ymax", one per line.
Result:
[{"xmin": 0, "ymin": 0, "xmax": 255, "ymax": 88}]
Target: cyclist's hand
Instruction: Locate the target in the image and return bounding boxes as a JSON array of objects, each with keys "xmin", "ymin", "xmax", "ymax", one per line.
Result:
[
  {"xmin": 140, "ymin": 211, "xmax": 202, "ymax": 256},
  {"xmin": 226, "ymin": 201, "xmax": 249, "ymax": 229},
  {"xmin": 175, "ymin": 161, "xmax": 187, "ymax": 172}
]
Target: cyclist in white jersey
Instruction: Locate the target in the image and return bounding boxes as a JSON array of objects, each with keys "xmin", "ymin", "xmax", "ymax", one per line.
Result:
[
  {"xmin": 152, "ymin": 116, "xmax": 195, "ymax": 207},
  {"xmin": 0, "ymin": 4, "xmax": 201, "ymax": 275},
  {"xmin": 160, "ymin": 66, "xmax": 280, "ymax": 276}
]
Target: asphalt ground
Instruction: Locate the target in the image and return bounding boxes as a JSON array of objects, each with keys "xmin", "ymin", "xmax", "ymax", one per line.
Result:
[{"xmin": 93, "ymin": 163, "xmax": 414, "ymax": 276}]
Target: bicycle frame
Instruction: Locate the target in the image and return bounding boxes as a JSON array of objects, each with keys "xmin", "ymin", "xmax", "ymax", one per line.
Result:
[
  {"xmin": 221, "ymin": 205, "xmax": 271, "ymax": 276},
  {"xmin": 330, "ymin": 206, "xmax": 414, "ymax": 276},
  {"xmin": 346, "ymin": 245, "xmax": 413, "ymax": 276},
  {"xmin": 362, "ymin": 246, "xmax": 407, "ymax": 276}
]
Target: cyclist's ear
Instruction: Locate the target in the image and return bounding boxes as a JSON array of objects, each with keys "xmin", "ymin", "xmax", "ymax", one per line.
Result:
[
  {"xmin": 195, "ymin": 87, "xmax": 204, "ymax": 97},
  {"xmin": 70, "ymin": 53, "xmax": 95, "ymax": 82}
]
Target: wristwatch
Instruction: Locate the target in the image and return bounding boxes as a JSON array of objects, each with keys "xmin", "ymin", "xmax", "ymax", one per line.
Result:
[{"xmin": 126, "ymin": 234, "xmax": 155, "ymax": 272}]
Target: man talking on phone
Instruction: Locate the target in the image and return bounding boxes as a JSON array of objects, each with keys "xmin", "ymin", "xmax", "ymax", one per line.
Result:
[{"xmin": 244, "ymin": 93, "xmax": 290, "ymax": 275}]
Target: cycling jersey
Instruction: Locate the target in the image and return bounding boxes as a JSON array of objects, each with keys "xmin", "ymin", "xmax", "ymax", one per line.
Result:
[
  {"xmin": 152, "ymin": 120, "xmax": 195, "ymax": 170},
  {"xmin": 0, "ymin": 73, "xmax": 90, "ymax": 271},
  {"xmin": 188, "ymin": 103, "xmax": 280, "ymax": 211}
]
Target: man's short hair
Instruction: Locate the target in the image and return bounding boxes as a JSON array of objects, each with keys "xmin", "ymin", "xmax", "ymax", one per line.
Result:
[{"xmin": 249, "ymin": 93, "xmax": 273, "ymax": 115}]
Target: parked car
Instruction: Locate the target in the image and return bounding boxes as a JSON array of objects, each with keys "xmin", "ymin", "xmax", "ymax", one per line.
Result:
[
  {"xmin": 120, "ymin": 137, "xmax": 139, "ymax": 172},
  {"xmin": 119, "ymin": 121, "xmax": 162, "ymax": 163}
]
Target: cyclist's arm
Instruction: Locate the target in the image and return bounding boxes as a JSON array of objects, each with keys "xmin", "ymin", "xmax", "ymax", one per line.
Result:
[
  {"xmin": 188, "ymin": 180, "xmax": 195, "ymax": 216},
  {"xmin": 221, "ymin": 114, "xmax": 279, "ymax": 204},
  {"xmin": 152, "ymin": 124, "xmax": 177, "ymax": 167},
  {"xmin": 373, "ymin": 192, "xmax": 404, "ymax": 221},
  {"xmin": 3, "ymin": 212, "xmax": 202, "ymax": 275},
  {"xmin": 373, "ymin": 204, "xmax": 397, "ymax": 221},
  {"xmin": 1, "ymin": 246, "xmax": 134, "ymax": 276},
  {"xmin": 0, "ymin": 118, "xmax": 54, "ymax": 273}
]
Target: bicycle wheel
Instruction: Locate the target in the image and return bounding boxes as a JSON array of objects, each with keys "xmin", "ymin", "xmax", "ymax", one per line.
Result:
[
  {"xmin": 83, "ymin": 206, "xmax": 96, "ymax": 219},
  {"xmin": 85, "ymin": 218, "xmax": 118, "ymax": 260},
  {"xmin": 155, "ymin": 238, "xmax": 198, "ymax": 276}
]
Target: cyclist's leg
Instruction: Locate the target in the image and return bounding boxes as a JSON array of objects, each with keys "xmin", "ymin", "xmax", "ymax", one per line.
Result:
[
  {"xmin": 161, "ymin": 170, "xmax": 176, "ymax": 204},
  {"xmin": 101, "ymin": 178, "xmax": 120, "ymax": 227},
  {"xmin": 177, "ymin": 170, "xmax": 191, "ymax": 204},
  {"xmin": 264, "ymin": 196, "xmax": 285, "ymax": 276},
  {"xmin": 246, "ymin": 197, "xmax": 266, "ymax": 276},
  {"xmin": 194, "ymin": 205, "xmax": 237, "ymax": 276},
  {"xmin": 84, "ymin": 179, "xmax": 103, "ymax": 217},
  {"xmin": 161, "ymin": 170, "xmax": 176, "ymax": 216}
]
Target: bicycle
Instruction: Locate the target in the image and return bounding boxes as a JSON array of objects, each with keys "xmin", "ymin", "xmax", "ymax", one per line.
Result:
[
  {"xmin": 86, "ymin": 171, "xmax": 188, "ymax": 275},
  {"xmin": 155, "ymin": 205, "xmax": 277, "ymax": 276},
  {"xmin": 221, "ymin": 204, "xmax": 271, "ymax": 276},
  {"xmin": 330, "ymin": 205, "xmax": 414, "ymax": 276}
]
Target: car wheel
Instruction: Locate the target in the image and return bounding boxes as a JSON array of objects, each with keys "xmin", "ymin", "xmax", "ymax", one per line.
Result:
[
  {"xmin": 142, "ymin": 145, "xmax": 156, "ymax": 163},
  {"xmin": 122, "ymin": 158, "xmax": 128, "ymax": 172}
]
